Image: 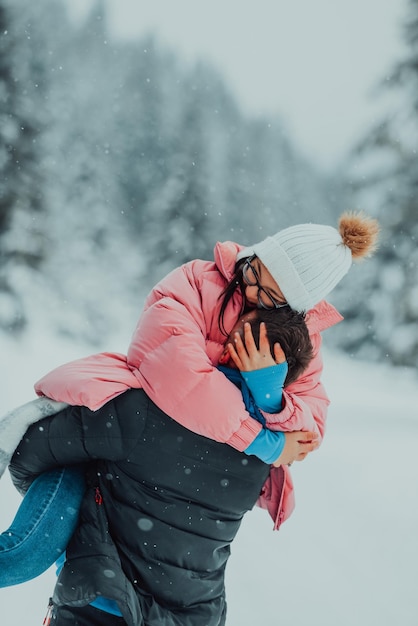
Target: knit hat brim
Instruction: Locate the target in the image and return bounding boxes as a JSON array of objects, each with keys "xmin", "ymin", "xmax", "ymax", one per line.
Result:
[{"xmin": 238, "ymin": 239, "xmax": 315, "ymax": 312}]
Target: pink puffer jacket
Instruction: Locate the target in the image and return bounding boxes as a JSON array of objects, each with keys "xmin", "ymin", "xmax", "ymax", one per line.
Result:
[{"xmin": 35, "ymin": 241, "xmax": 342, "ymax": 529}]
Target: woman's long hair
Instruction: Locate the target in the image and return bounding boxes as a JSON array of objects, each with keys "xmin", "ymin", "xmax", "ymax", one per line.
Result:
[{"xmin": 217, "ymin": 259, "xmax": 247, "ymax": 336}]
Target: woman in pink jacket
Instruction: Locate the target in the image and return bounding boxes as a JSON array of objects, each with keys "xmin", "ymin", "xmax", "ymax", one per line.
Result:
[
  {"xmin": 4, "ymin": 211, "xmax": 379, "ymax": 529},
  {"xmin": 33, "ymin": 212, "xmax": 377, "ymax": 518}
]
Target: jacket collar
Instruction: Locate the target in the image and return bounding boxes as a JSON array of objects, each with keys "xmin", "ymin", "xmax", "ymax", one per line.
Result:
[
  {"xmin": 213, "ymin": 240, "xmax": 242, "ymax": 281},
  {"xmin": 305, "ymin": 300, "xmax": 343, "ymax": 332}
]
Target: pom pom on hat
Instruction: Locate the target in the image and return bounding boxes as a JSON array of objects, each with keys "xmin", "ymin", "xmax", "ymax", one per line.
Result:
[
  {"xmin": 237, "ymin": 211, "xmax": 379, "ymax": 312},
  {"xmin": 338, "ymin": 211, "xmax": 379, "ymax": 259}
]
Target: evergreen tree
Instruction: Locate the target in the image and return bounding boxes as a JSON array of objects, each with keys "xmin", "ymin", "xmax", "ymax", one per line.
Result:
[
  {"xmin": 38, "ymin": 0, "xmax": 144, "ymax": 344},
  {"xmin": 0, "ymin": 0, "xmax": 50, "ymax": 330},
  {"xmin": 0, "ymin": 5, "xmax": 15, "ymax": 237},
  {"xmin": 330, "ymin": 0, "xmax": 418, "ymax": 368},
  {"xmin": 141, "ymin": 63, "xmax": 216, "ymax": 275},
  {"xmin": 112, "ymin": 36, "xmax": 174, "ymax": 233}
]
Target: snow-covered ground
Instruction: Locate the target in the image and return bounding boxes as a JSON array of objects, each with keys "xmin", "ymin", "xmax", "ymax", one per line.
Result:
[{"xmin": 1, "ymin": 329, "xmax": 417, "ymax": 626}]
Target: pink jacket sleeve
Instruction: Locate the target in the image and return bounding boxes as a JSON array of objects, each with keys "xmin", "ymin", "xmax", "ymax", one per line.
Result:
[
  {"xmin": 34, "ymin": 352, "xmax": 142, "ymax": 410},
  {"xmin": 126, "ymin": 296, "xmax": 262, "ymax": 450}
]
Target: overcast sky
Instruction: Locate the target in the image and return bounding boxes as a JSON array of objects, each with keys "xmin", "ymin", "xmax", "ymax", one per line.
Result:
[{"xmin": 68, "ymin": 0, "xmax": 407, "ymax": 170}]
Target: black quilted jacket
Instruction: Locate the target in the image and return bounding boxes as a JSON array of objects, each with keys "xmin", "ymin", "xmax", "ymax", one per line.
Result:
[{"xmin": 10, "ymin": 389, "xmax": 270, "ymax": 626}]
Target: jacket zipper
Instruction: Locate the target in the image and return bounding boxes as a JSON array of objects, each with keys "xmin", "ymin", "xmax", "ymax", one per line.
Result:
[
  {"xmin": 95, "ymin": 486, "xmax": 103, "ymax": 505},
  {"xmin": 95, "ymin": 486, "xmax": 109, "ymax": 543},
  {"xmin": 274, "ymin": 466, "xmax": 286, "ymax": 530},
  {"xmin": 42, "ymin": 597, "xmax": 53, "ymax": 625}
]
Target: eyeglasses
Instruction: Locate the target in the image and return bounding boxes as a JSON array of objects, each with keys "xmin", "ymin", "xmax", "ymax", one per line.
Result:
[{"xmin": 242, "ymin": 257, "xmax": 288, "ymax": 310}]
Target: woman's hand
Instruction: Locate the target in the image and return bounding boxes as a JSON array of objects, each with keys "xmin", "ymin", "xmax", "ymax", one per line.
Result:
[
  {"xmin": 272, "ymin": 430, "xmax": 319, "ymax": 467},
  {"xmin": 226, "ymin": 322, "xmax": 285, "ymax": 371}
]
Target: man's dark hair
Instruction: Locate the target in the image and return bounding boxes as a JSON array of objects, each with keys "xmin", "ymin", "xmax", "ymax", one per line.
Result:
[{"xmin": 248, "ymin": 308, "xmax": 314, "ymax": 385}]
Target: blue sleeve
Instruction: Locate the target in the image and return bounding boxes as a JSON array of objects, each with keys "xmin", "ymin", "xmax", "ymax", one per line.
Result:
[
  {"xmin": 240, "ymin": 362, "xmax": 288, "ymax": 412},
  {"xmin": 244, "ymin": 428, "xmax": 285, "ymax": 464}
]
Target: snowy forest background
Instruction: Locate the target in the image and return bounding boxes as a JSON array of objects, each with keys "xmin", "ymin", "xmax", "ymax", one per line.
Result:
[{"xmin": 0, "ymin": 0, "xmax": 418, "ymax": 368}]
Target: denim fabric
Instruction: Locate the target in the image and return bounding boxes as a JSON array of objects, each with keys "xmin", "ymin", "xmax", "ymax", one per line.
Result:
[{"xmin": 0, "ymin": 466, "xmax": 85, "ymax": 587}]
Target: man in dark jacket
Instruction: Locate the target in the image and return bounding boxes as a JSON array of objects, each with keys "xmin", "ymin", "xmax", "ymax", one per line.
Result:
[{"xmin": 10, "ymin": 388, "xmax": 272, "ymax": 626}]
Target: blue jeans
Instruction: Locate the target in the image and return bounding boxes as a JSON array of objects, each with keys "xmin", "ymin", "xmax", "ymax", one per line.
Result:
[{"xmin": 0, "ymin": 466, "xmax": 85, "ymax": 587}]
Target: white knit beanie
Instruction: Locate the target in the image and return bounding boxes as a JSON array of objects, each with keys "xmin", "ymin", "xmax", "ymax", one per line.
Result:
[{"xmin": 237, "ymin": 213, "xmax": 379, "ymax": 312}]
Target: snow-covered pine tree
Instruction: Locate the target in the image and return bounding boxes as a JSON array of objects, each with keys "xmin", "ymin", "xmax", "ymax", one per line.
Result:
[
  {"xmin": 0, "ymin": 1, "xmax": 50, "ymax": 331},
  {"xmin": 38, "ymin": 0, "xmax": 144, "ymax": 344},
  {"xmin": 330, "ymin": 0, "xmax": 418, "ymax": 368},
  {"xmin": 140, "ymin": 62, "xmax": 217, "ymax": 276}
]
